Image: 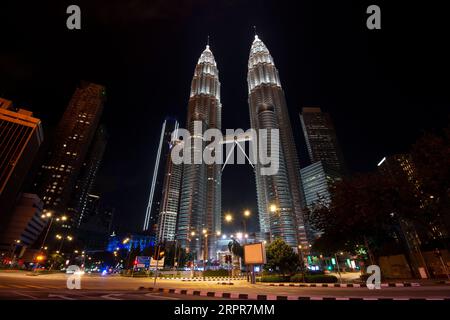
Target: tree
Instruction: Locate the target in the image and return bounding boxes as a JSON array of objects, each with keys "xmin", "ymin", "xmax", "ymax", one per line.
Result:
[
  {"xmin": 264, "ymin": 238, "xmax": 299, "ymax": 275},
  {"xmin": 307, "ymin": 172, "xmax": 422, "ymax": 259},
  {"xmin": 410, "ymin": 128, "xmax": 450, "ymax": 244}
]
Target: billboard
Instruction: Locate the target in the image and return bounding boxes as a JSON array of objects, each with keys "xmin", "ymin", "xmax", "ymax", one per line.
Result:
[
  {"xmin": 150, "ymin": 257, "xmax": 165, "ymax": 269},
  {"xmin": 135, "ymin": 256, "xmax": 151, "ymax": 268},
  {"xmin": 243, "ymin": 242, "xmax": 266, "ymax": 265}
]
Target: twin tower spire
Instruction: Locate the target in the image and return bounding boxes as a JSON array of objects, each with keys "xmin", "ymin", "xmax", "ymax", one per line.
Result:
[{"xmin": 176, "ymin": 33, "xmax": 308, "ymax": 260}]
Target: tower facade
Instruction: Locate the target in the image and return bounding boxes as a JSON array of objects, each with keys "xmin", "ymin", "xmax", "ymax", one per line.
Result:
[
  {"xmin": 177, "ymin": 45, "xmax": 222, "ymax": 260},
  {"xmin": 300, "ymin": 107, "xmax": 346, "ymax": 175},
  {"xmin": 143, "ymin": 119, "xmax": 179, "ymax": 234},
  {"xmin": 0, "ymin": 99, "xmax": 44, "ymax": 251},
  {"xmin": 247, "ymin": 36, "xmax": 308, "ymax": 248},
  {"xmin": 70, "ymin": 125, "xmax": 108, "ymax": 227},
  {"xmin": 156, "ymin": 138, "xmax": 183, "ymax": 243},
  {"xmin": 33, "ymin": 82, "xmax": 105, "ymax": 228}
]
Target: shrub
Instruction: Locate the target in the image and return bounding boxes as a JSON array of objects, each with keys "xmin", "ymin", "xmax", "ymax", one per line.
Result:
[
  {"xmin": 203, "ymin": 269, "xmax": 230, "ymax": 277},
  {"xmin": 259, "ymin": 275, "xmax": 290, "ymax": 282},
  {"xmin": 290, "ymin": 274, "xmax": 306, "ymax": 282},
  {"xmin": 304, "ymin": 274, "xmax": 338, "ymax": 283}
]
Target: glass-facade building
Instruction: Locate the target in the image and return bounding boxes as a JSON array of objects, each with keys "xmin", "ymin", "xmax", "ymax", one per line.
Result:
[
  {"xmin": 247, "ymin": 35, "xmax": 308, "ymax": 248},
  {"xmin": 176, "ymin": 45, "xmax": 222, "ymax": 260},
  {"xmin": 300, "ymin": 107, "xmax": 346, "ymax": 176}
]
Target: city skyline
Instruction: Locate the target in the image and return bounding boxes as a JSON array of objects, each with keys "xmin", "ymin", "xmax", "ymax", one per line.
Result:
[
  {"xmin": 0, "ymin": 1, "xmax": 449, "ymax": 306},
  {"xmin": 1, "ymin": 1, "xmax": 448, "ymax": 236}
]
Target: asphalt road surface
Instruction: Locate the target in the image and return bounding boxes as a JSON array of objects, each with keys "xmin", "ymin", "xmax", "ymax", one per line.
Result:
[{"xmin": 0, "ymin": 271, "xmax": 449, "ymax": 300}]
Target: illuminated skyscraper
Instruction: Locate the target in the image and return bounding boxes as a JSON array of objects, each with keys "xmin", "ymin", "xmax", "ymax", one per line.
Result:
[
  {"xmin": 247, "ymin": 35, "xmax": 308, "ymax": 248},
  {"xmin": 70, "ymin": 125, "xmax": 108, "ymax": 227},
  {"xmin": 0, "ymin": 99, "xmax": 44, "ymax": 252},
  {"xmin": 177, "ymin": 45, "xmax": 222, "ymax": 260},
  {"xmin": 143, "ymin": 118, "xmax": 179, "ymax": 234},
  {"xmin": 156, "ymin": 138, "xmax": 183, "ymax": 243},
  {"xmin": 33, "ymin": 82, "xmax": 105, "ymax": 228},
  {"xmin": 300, "ymin": 107, "xmax": 346, "ymax": 175}
]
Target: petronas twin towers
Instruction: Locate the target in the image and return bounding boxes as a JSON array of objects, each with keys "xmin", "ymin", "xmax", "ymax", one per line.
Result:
[{"xmin": 176, "ymin": 35, "xmax": 308, "ymax": 260}]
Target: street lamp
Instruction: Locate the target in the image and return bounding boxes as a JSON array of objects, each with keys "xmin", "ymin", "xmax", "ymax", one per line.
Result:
[
  {"xmin": 202, "ymin": 229, "xmax": 208, "ymax": 271},
  {"xmin": 242, "ymin": 210, "xmax": 251, "ymax": 244},
  {"xmin": 225, "ymin": 213, "xmax": 233, "ymax": 223}
]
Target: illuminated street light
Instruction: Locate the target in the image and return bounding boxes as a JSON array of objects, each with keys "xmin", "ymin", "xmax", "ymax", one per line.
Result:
[
  {"xmin": 216, "ymin": 231, "xmax": 221, "ymax": 236},
  {"xmin": 122, "ymin": 237, "xmax": 130, "ymax": 244},
  {"xmin": 202, "ymin": 229, "xmax": 207, "ymax": 235},
  {"xmin": 225, "ymin": 214, "xmax": 233, "ymax": 223},
  {"xmin": 244, "ymin": 209, "xmax": 251, "ymax": 217},
  {"xmin": 190, "ymin": 231, "xmax": 196, "ymax": 236}
]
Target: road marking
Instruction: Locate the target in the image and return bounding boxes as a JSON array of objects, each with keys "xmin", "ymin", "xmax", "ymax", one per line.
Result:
[
  {"xmin": 13, "ymin": 291, "xmax": 38, "ymax": 300},
  {"xmin": 9, "ymin": 285, "xmax": 28, "ymax": 289},
  {"xmin": 145, "ymin": 293, "xmax": 179, "ymax": 300},
  {"xmin": 25, "ymin": 285, "xmax": 44, "ymax": 289},
  {"xmin": 101, "ymin": 294, "xmax": 123, "ymax": 300},
  {"xmin": 48, "ymin": 294, "xmax": 75, "ymax": 300}
]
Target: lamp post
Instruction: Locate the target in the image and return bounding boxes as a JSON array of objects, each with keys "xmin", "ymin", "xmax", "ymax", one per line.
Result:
[
  {"xmin": 9, "ymin": 240, "xmax": 21, "ymax": 266},
  {"xmin": 242, "ymin": 210, "xmax": 250, "ymax": 244}
]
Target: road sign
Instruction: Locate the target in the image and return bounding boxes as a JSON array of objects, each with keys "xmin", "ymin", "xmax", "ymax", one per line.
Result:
[{"xmin": 135, "ymin": 256, "xmax": 151, "ymax": 267}]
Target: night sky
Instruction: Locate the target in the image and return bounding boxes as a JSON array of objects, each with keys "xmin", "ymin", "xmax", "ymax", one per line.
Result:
[{"xmin": 1, "ymin": 1, "xmax": 449, "ymax": 235}]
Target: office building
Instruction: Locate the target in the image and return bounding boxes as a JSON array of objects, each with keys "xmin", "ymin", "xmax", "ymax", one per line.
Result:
[
  {"xmin": 247, "ymin": 35, "xmax": 308, "ymax": 248},
  {"xmin": 300, "ymin": 107, "xmax": 346, "ymax": 175}
]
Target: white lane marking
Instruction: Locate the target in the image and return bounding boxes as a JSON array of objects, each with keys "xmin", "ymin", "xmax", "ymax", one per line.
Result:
[
  {"xmin": 13, "ymin": 291, "xmax": 38, "ymax": 300},
  {"xmin": 48, "ymin": 294, "xmax": 75, "ymax": 300},
  {"xmin": 145, "ymin": 293, "xmax": 179, "ymax": 300},
  {"xmin": 101, "ymin": 294, "xmax": 123, "ymax": 300}
]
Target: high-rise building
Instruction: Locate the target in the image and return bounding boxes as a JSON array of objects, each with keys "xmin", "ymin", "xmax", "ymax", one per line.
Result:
[
  {"xmin": 300, "ymin": 161, "xmax": 342, "ymax": 238},
  {"xmin": 156, "ymin": 138, "xmax": 183, "ymax": 243},
  {"xmin": 300, "ymin": 107, "xmax": 346, "ymax": 175},
  {"xmin": 177, "ymin": 45, "xmax": 222, "ymax": 260},
  {"xmin": 69, "ymin": 125, "xmax": 108, "ymax": 227},
  {"xmin": 143, "ymin": 118, "xmax": 179, "ymax": 234},
  {"xmin": 0, "ymin": 193, "xmax": 46, "ymax": 254},
  {"xmin": 33, "ymin": 82, "xmax": 105, "ymax": 229},
  {"xmin": 377, "ymin": 154, "xmax": 420, "ymax": 190},
  {"xmin": 247, "ymin": 35, "xmax": 308, "ymax": 248},
  {"xmin": 0, "ymin": 99, "xmax": 44, "ymax": 247},
  {"xmin": 77, "ymin": 195, "xmax": 114, "ymax": 251}
]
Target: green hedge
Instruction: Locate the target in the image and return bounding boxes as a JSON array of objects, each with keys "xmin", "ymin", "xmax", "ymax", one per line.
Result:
[
  {"xmin": 304, "ymin": 274, "xmax": 338, "ymax": 283},
  {"xmin": 203, "ymin": 269, "xmax": 230, "ymax": 277},
  {"xmin": 290, "ymin": 274, "xmax": 306, "ymax": 282},
  {"xmin": 259, "ymin": 275, "xmax": 291, "ymax": 282}
]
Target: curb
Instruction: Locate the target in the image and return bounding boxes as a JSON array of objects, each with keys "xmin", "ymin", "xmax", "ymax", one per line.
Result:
[
  {"xmin": 156, "ymin": 277, "xmax": 246, "ymax": 281},
  {"xmin": 266, "ymin": 282, "xmax": 421, "ymax": 288},
  {"xmin": 137, "ymin": 286, "xmax": 446, "ymax": 300}
]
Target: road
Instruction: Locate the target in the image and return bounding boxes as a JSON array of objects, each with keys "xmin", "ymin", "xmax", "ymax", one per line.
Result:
[{"xmin": 0, "ymin": 271, "xmax": 449, "ymax": 300}]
